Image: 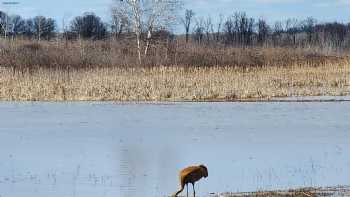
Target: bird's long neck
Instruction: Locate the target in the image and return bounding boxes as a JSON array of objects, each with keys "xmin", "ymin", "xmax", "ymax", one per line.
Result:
[{"xmin": 174, "ymin": 184, "xmax": 185, "ymax": 197}]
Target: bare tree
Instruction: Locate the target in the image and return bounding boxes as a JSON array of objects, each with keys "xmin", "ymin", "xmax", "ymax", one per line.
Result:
[
  {"xmin": 70, "ymin": 12, "xmax": 107, "ymax": 40},
  {"xmin": 193, "ymin": 17, "xmax": 205, "ymax": 44},
  {"xmin": 7, "ymin": 15, "xmax": 25, "ymax": 38},
  {"xmin": 23, "ymin": 19, "xmax": 34, "ymax": 38},
  {"xmin": 317, "ymin": 22, "xmax": 347, "ymax": 48},
  {"xmin": 237, "ymin": 12, "xmax": 254, "ymax": 46},
  {"xmin": 113, "ymin": 0, "xmax": 182, "ymax": 64},
  {"xmin": 285, "ymin": 18, "xmax": 299, "ymax": 46},
  {"xmin": 215, "ymin": 14, "xmax": 223, "ymax": 42},
  {"xmin": 301, "ymin": 17, "xmax": 316, "ymax": 45},
  {"xmin": 204, "ymin": 16, "xmax": 213, "ymax": 44},
  {"xmin": 0, "ymin": 11, "xmax": 7, "ymax": 37},
  {"xmin": 257, "ymin": 17, "xmax": 270, "ymax": 46},
  {"xmin": 272, "ymin": 21, "xmax": 283, "ymax": 46},
  {"xmin": 31, "ymin": 16, "xmax": 56, "ymax": 41},
  {"xmin": 181, "ymin": 9, "xmax": 194, "ymax": 43},
  {"xmin": 224, "ymin": 12, "xmax": 254, "ymax": 46},
  {"xmin": 113, "ymin": 0, "xmax": 142, "ymax": 64},
  {"xmin": 223, "ymin": 15, "xmax": 234, "ymax": 44},
  {"xmin": 111, "ymin": 8, "xmax": 130, "ymax": 39}
]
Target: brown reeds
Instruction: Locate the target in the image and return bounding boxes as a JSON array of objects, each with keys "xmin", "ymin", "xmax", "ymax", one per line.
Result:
[
  {"xmin": 0, "ymin": 62, "xmax": 349, "ymax": 101},
  {"xmin": 0, "ymin": 39, "xmax": 345, "ymax": 69},
  {"xmin": 0, "ymin": 39, "xmax": 349, "ymax": 101}
]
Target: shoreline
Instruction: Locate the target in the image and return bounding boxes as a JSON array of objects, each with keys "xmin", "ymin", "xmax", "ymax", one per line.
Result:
[
  {"xmin": 212, "ymin": 186, "xmax": 350, "ymax": 197},
  {"xmin": 0, "ymin": 96, "xmax": 350, "ymax": 103}
]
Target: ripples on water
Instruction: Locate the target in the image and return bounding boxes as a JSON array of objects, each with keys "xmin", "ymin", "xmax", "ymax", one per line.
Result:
[{"xmin": 0, "ymin": 101, "xmax": 350, "ymax": 197}]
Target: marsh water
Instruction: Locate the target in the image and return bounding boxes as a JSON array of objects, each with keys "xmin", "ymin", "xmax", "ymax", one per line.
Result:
[{"xmin": 0, "ymin": 101, "xmax": 350, "ymax": 197}]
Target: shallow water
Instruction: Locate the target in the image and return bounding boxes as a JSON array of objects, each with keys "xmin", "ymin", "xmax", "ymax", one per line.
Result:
[{"xmin": 0, "ymin": 102, "xmax": 350, "ymax": 197}]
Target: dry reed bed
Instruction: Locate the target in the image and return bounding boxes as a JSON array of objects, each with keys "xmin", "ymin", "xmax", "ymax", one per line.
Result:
[{"xmin": 1, "ymin": 61, "xmax": 350, "ymax": 101}]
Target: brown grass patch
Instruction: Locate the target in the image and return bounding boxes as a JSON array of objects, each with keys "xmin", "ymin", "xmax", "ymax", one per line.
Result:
[
  {"xmin": 0, "ymin": 60, "xmax": 349, "ymax": 101},
  {"xmin": 0, "ymin": 39, "xmax": 346, "ymax": 69},
  {"xmin": 0, "ymin": 39, "xmax": 349, "ymax": 101}
]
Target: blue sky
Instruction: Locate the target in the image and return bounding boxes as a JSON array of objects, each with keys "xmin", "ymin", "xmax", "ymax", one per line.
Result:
[{"xmin": 1, "ymin": 0, "xmax": 350, "ymax": 30}]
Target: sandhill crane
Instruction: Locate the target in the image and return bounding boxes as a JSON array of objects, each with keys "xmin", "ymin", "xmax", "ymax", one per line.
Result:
[{"xmin": 174, "ymin": 164, "xmax": 208, "ymax": 197}]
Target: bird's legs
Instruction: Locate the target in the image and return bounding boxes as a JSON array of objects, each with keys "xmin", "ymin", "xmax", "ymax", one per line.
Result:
[
  {"xmin": 186, "ymin": 184, "xmax": 188, "ymax": 197},
  {"xmin": 193, "ymin": 183, "xmax": 196, "ymax": 197}
]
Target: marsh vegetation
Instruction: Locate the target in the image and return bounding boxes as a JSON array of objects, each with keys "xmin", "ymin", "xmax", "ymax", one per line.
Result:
[
  {"xmin": 0, "ymin": 40, "xmax": 349, "ymax": 101},
  {"xmin": 2, "ymin": 5, "xmax": 350, "ymax": 101}
]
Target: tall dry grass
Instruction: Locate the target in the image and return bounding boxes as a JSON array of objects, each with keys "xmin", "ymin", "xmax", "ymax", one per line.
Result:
[
  {"xmin": 0, "ymin": 61, "xmax": 349, "ymax": 101},
  {"xmin": 0, "ymin": 39, "xmax": 346, "ymax": 69},
  {"xmin": 0, "ymin": 39, "xmax": 349, "ymax": 101}
]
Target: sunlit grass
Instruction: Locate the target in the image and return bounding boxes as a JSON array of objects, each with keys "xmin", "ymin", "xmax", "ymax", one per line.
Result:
[{"xmin": 1, "ymin": 60, "xmax": 349, "ymax": 101}]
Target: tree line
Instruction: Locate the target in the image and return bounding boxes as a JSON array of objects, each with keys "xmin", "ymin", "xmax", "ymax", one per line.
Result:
[
  {"xmin": 1, "ymin": 5, "xmax": 350, "ymax": 51},
  {"xmin": 189, "ymin": 11, "xmax": 350, "ymax": 49},
  {"xmin": 0, "ymin": 11, "xmax": 107, "ymax": 40},
  {"xmin": 0, "ymin": 11, "xmax": 55, "ymax": 40}
]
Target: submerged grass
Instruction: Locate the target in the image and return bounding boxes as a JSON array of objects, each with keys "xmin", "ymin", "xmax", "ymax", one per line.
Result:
[{"xmin": 1, "ymin": 60, "xmax": 350, "ymax": 101}]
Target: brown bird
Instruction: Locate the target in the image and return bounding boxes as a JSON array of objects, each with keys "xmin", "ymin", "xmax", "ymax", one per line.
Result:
[{"xmin": 174, "ymin": 164, "xmax": 208, "ymax": 197}]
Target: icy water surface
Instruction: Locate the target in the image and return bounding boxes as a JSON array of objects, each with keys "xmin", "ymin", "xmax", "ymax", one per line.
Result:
[{"xmin": 0, "ymin": 102, "xmax": 350, "ymax": 197}]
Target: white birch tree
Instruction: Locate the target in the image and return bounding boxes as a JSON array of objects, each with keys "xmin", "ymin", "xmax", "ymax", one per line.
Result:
[{"xmin": 113, "ymin": 0, "xmax": 182, "ymax": 65}]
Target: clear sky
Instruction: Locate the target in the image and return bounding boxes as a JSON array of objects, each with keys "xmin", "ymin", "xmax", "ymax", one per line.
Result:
[{"xmin": 1, "ymin": 0, "xmax": 350, "ymax": 30}]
